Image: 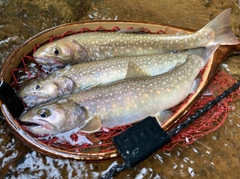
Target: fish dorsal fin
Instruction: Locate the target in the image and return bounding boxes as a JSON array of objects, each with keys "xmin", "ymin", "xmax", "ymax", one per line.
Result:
[
  {"xmin": 80, "ymin": 115, "xmax": 102, "ymax": 133},
  {"xmin": 125, "ymin": 61, "xmax": 151, "ymax": 79}
]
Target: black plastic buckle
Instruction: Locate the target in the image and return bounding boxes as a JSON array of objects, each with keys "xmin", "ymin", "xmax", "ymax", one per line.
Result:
[
  {"xmin": 112, "ymin": 116, "xmax": 171, "ymax": 169},
  {"xmin": 0, "ymin": 81, "xmax": 24, "ymax": 118}
]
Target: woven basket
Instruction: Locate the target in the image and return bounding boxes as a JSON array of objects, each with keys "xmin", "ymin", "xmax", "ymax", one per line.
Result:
[{"xmin": 0, "ymin": 21, "xmax": 238, "ymax": 161}]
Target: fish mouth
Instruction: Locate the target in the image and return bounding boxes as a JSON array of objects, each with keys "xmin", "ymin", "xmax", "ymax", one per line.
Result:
[
  {"xmin": 21, "ymin": 95, "xmax": 50, "ymax": 108},
  {"xmin": 19, "ymin": 119, "xmax": 55, "ymax": 134},
  {"xmin": 19, "ymin": 120, "xmax": 40, "ymax": 126},
  {"xmin": 34, "ymin": 57, "xmax": 65, "ymax": 67},
  {"xmin": 20, "ymin": 121, "xmax": 51, "ymax": 137},
  {"xmin": 20, "ymin": 117, "xmax": 58, "ymax": 132},
  {"xmin": 20, "ymin": 121, "xmax": 40, "ymax": 127}
]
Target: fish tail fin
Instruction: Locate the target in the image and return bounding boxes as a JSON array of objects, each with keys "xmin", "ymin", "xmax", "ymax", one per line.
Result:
[
  {"xmin": 202, "ymin": 8, "xmax": 239, "ymax": 46},
  {"xmin": 189, "ymin": 45, "xmax": 219, "ymax": 66}
]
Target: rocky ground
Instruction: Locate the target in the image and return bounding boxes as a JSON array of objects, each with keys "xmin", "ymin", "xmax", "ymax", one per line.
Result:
[{"xmin": 0, "ymin": 0, "xmax": 240, "ymax": 178}]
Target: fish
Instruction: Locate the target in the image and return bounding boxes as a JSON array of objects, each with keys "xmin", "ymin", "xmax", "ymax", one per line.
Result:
[
  {"xmin": 18, "ymin": 51, "xmax": 193, "ymax": 107},
  {"xmin": 33, "ymin": 9, "xmax": 239, "ymax": 70},
  {"xmin": 19, "ymin": 45, "xmax": 220, "ymax": 136}
]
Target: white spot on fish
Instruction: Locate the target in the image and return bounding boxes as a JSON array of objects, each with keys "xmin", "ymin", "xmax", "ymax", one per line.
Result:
[
  {"xmin": 156, "ymin": 91, "xmax": 161, "ymax": 94},
  {"xmin": 144, "ymin": 94, "xmax": 149, "ymax": 98}
]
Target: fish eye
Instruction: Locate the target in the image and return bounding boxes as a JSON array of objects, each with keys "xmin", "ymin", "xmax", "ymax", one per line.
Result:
[
  {"xmin": 37, "ymin": 108, "xmax": 51, "ymax": 118},
  {"xmin": 53, "ymin": 48, "xmax": 60, "ymax": 55}
]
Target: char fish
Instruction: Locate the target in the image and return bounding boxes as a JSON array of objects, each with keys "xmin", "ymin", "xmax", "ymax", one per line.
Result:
[
  {"xmin": 19, "ymin": 45, "xmax": 220, "ymax": 135},
  {"xmin": 18, "ymin": 51, "xmax": 194, "ymax": 107},
  {"xmin": 33, "ymin": 9, "xmax": 239, "ymax": 70}
]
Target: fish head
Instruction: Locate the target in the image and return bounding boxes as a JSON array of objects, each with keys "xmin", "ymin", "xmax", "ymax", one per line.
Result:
[
  {"xmin": 33, "ymin": 39, "xmax": 88, "ymax": 68},
  {"xmin": 19, "ymin": 99, "xmax": 87, "ymax": 136},
  {"xmin": 17, "ymin": 76, "xmax": 74, "ymax": 107}
]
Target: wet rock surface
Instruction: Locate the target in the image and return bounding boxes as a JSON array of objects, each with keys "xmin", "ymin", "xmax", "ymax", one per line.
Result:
[
  {"xmin": 0, "ymin": 0, "xmax": 240, "ymax": 178},
  {"xmin": 0, "ymin": 0, "xmax": 90, "ymax": 67}
]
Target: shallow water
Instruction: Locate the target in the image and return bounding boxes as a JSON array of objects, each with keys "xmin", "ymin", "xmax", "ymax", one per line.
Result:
[{"xmin": 0, "ymin": 0, "xmax": 240, "ymax": 178}]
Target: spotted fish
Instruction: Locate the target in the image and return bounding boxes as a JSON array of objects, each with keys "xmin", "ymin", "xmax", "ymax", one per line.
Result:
[
  {"xmin": 18, "ymin": 51, "xmax": 194, "ymax": 107},
  {"xmin": 19, "ymin": 45, "xmax": 221, "ymax": 135},
  {"xmin": 33, "ymin": 9, "xmax": 238, "ymax": 70}
]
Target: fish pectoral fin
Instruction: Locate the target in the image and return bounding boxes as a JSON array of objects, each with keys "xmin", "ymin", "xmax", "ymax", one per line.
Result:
[
  {"xmin": 155, "ymin": 110, "xmax": 173, "ymax": 125},
  {"xmin": 125, "ymin": 61, "xmax": 152, "ymax": 79},
  {"xmin": 117, "ymin": 27, "xmax": 146, "ymax": 34},
  {"xmin": 79, "ymin": 115, "xmax": 102, "ymax": 133},
  {"xmin": 190, "ymin": 78, "xmax": 201, "ymax": 94}
]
